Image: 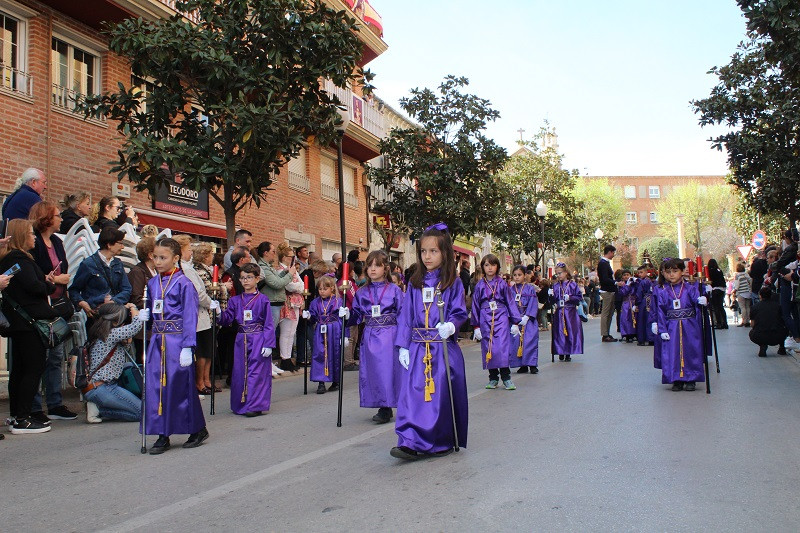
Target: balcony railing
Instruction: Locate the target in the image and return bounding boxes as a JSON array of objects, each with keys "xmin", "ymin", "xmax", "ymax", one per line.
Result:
[
  {"xmin": 288, "ymin": 169, "xmax": 310, "ymax": 193},
  {"xmin": 157, "ymin": 0, "xmax": 201, "ymax": 24},
  {"xmin": 323, "ymin": 79, "xmax": 386, "ymax": 139},
  {"xmin": 0, "ymin": 64, "xmax": 33, "ymax": 98},
  {"xmin": 321, "ymin": 183, "xmax": 359, "ymax": 208},
  {"xmin": 52, "ymin": 84, "xmax": 106, "ymax": 122}
]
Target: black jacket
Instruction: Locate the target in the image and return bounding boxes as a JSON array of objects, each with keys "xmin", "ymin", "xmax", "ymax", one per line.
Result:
[
  {"xmin": 59, "ymin": 208, "xmax": 84, "ymax": 234},
  {"xmin": 749, "ymin": 258, "xmax": 768, "ymax": 293},
  {"xmin": 31, "ymin": 231, "xmax": 68, "ymax": 278},
  {"xmin": 91, "ymin": 216, "xmax": 119, "ymax": 233},
  {"xmin": 0, "ymin": 250, "xmax": 57, "ymax": 332},
  {"xmin": 597, "ymin": 258, "xmax": 616, "ymax": 292}
]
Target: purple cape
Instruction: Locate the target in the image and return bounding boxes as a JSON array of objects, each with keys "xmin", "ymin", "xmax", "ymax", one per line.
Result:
[
  {"xmin": 509, "ymin": 283, "xmax": 539, "ymax": 367},
  {"xmin": 654, "ymin": 281, "xmax": 706, "ymax": 383},
  {"xmin": 471, "ymin": 277, "xmax": 521, "ymax": 370},
  {"xmin": 550, "ymin": 280, "xmax": 584, "ymax": 356},
  {"xmin": 309, "ymin": 296, "xmax": 345, "ymax": 382}
]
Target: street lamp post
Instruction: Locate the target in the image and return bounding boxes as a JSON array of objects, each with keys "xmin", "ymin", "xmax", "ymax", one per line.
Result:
[
  {"xmin": 594, "ymin": 227, "xmax": 604, "ymax": 256},
  {"xmin": 335, "ymin": 106, "xmax": 349, "ymax": 428},
  {"xmin": 536, "ymin": 201, "xmax": 548, "ymax": 274}
]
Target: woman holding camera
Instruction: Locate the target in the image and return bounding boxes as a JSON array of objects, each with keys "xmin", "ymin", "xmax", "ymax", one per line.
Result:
[
  {"xmin": 82, "ymin": 303, "xmax": 147, "ymax": 423},
  {"xmin": 0, "ymin": 219, "xmax": 58, "ymax": 435},
  {"xmin": 90, "ymin": 196, "xmax": 137, "ymax": 233}
]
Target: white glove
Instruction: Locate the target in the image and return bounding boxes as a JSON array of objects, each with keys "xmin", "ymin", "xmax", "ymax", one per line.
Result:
[
  {"xmin": 302, "ymin": 310, "xmax": 311, "ymax": 319},
  {"xmin": 399, "ymin": 347, "xmax": 410, "ymax": 370},
  {"xmin": 627, "ymin": 278, "xmax": 634, "ymax": 285},
  {"xmin": 209, "ymin": 300, "xmax": 220, "ymax": 312},
  {"xmin": 548, "ymin": 289, "xmax": 554, "ymax": 296},
  {"xmin": 510, "ymin": 324, "xmax": 520, "ymax": 337},
  {"xmin": 436, "ymin": 321, "xmax": 456, "ymax": 339},
  {"xmin": 137, "ymin": 308, "xmax": 150, "ymax": 322},
  {"xmin": 788, "ymin": 261, "xmax": 798, "ymax": 270},
  {"xmin": 520, "ymin": 316, "xmax": 529, "ymax": 327},
  {"xmin": 261, "ymin": 347, "xmax": 272, "ymax": 358},
  {"xmin": 660, "ymin": 333, "xmax": 670, "ymax": 341},
  {"xmin": 632, "ymin": 306, "xmax": 638, "ymax": 313},
  {"xmin": 179, "ymin": 347, "xmax": 193, "ymax": 367},
  {"xmin": 697, "ymin": 296, "xmax": 708, "ymax": 306},
  {"xmin": 338, "ymin": 307, "xmax": 350, "ymax": 320},
  {"xmin": 344, "ymin": 337, "xmax": 350, "ymax": 347},
  {"xmin": 651, "ymin": 323, "xmax": 658, "ymax": 335},
  {"xmin": 473, "ymin": 329, "xmax": 482, "ymax": 341}
]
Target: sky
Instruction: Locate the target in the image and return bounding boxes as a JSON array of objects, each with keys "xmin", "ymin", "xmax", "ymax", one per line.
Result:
[{"xmin": 367, "ymin": 0, "xmax": 747, "ymax": 176}]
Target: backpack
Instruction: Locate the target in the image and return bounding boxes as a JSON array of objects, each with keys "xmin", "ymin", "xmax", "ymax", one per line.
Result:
[{"xmin": 68, "ymin": 341, "xmax": 115, "ymax": 391}]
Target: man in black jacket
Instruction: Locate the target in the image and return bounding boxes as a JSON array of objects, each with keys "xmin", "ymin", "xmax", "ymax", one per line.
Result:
[
  {"xmin": 597, "ymin": 244, "xmax": 619, "ymax": 342},
  {"xmin": 774, "ymin": 230, "xmax": 800, "ymax": 349}
]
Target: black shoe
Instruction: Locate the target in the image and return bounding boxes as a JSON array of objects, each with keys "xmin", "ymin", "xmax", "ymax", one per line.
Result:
[
  {"xmin": 149, "ymin": 435, "xmax": 171, "ymax": 454},
  {"xmin": 10, "ymin": 417, "xmax": 51, "ymax": 434},
  {"xmin": 530, "ymin": 366, "xmax": 538, "ymax": 374},
  {"xmin": 372, "ymin": 407, "xmax": 392, "ymax": 424},
  {"xmin": 777, "ymin": 346, "xmax": 787, "ymax": 356},
  {"xmin": 390, "ymin": 446, "xmax": 422, "ymax": 460},
  {"xmin": 328, "ymin": 382, "xmax": 339, "ymax": 392},
  {"xmin": 637, "ymin": 341, "xmax": 646, "ymax": 346},
  {"xmin": 759, "ymin": 346, "xmax": 768, "ymax": 357},
  {"xmin": 671, "ymin": 382, "xmax": 684, "ymax": 391},
  {"xmin": 684, "ymin": 382, "xmax": 696, "ymax": 391},
  {"xmin": 316, "ymin": 383, "xmax": 326, "ymax": 394},
  {"xmin": 29, "ymin": 411, "xmax": 51, "ymax": 426},
  {"xmin": 559, "ymin": 354, "xmax": 565, "ymax": 361},
  {"xmin": 431, "ymin": 447, "xmax": 455, "ymax": 457},
  {"xmin": 280, "ymin": 359, "xmax": 296, "ymax": 372},
  {"xmin": 564, "ymin": 355, "xmax": 571, "ymax": 362},
  {"xmin": 48, "ymin": 405, "xmax": 77, "ymax": 420},
  {"xmin": 602, "ymin": 336, "xmax": 619, "ymax": 342},
  {"xmin": 245, "ymin": 411, "xmax": 263, "ymax": 417},
  {"xmin": 343, "ymin": 363, "xmax": 359, "ymax": 371},
  {"xmin": 516, "ymin": 366, "xmax": 529, "ymax": 374},
  {"xmin": 183, "ymin": 427, "xmax": 209, "ymax": 448}
]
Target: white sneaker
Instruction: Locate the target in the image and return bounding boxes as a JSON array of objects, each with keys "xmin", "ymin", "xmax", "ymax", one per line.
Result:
[
  {"xmin": 272, "ymin": 363, "xmax": 284, "ymax": 375},
  {"xmin": 785, "ymin": 337, "xmax": 799, "ymax": 350},
  {"xmin": 86, "ymin": 402, "xmax": 101, "ymax": 424}
]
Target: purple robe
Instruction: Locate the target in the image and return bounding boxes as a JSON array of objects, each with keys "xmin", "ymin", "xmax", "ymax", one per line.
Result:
[
  {"xmin": 654, "ymin": 281, "xmax": 706, "ymax": 384},
  {"xmin": 550, "ymin": 280, "xmax": 584, "ymax": 356},
  {"xmin": 471, "ymin": 277, "xmax": 521, "ymax": 370},
  {"xmin": 618, "ymin": 282, "xmax": 638, "ymax": 337},
  {"xmin": 351, "ymin": 281, "xmax": 404, "ymax": 408},
  {"xmin": 142, "ymin": 270, "xmax": 205, "ymax": 436},
  {"xmin": 636, "ymin": 278, "xmax": 657, "ymax": 343},
  {"xmin": 395, "ymin": 269, "xmax": 468, "ymax": 453},
  {"xmin": 509, "ymin": 282, "xmax": 539, "ymax": 368},
  {"xmin": 309, "ymin": 296, "xmax": 344, "ymax": 383},
  {"xmin": 218, "ymin": 292, "xmax": 276, "ymax": 414}
]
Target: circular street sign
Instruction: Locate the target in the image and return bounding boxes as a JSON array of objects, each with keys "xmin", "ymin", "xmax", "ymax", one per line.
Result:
[{"xmin": 751, "ymin": 230, "xmax": 767, "ymax": 250}]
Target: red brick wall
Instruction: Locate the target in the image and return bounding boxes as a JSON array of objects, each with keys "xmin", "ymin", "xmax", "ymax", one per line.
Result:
[{"xmin": 0, "ymin": 0, "xmax": 369, "ymax": 255}]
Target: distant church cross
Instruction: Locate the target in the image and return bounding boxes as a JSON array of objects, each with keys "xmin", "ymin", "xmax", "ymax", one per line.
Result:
[{"xmin": 517, "ymin": 128, "xmax": 526, "ymax": 142}]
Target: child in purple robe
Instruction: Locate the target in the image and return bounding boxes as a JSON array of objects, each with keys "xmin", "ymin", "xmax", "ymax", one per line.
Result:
[
  {"xmin": 471, "ymin": 254, "xmax": 521, "ymax": 390},
  {"xmin": 618, "ymin": 270, "xmax": 638, "ymax": 342},
  {"xmin": 350, "ymin": 250, "xmax": 404, "ymax": 423},
  {"xmin": 652, "ymin": 258, "xmax": 708, "ymax": 391},
  {"xmin": 217, "ymin": 263, "xmax": 276, "ymax": 417},
  {"xmin": 549, "ymin": 262, "xmax": 584, "ymax": 362},
  {"xmin": 509, "ymin": 265, "xmax": 540, "ymax": 374},
  {"xmin": 635, "ymin": 265, "xmax": 657, "ymax": 346},
  {"xmin": 302, "ymin": 276, "xmax": 349, "ymax": 394},
  {"xmin": 391, "ymin": 224, "xmax": 468, "ymax": 461},
  {"xmin": 143, "ymin": 238, "xmax": 208, "ymax": 454}
]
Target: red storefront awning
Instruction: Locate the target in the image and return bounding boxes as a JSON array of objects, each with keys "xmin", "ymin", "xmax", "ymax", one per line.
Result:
[
  {"xmin": 137, "ymin": 212, "xmax": 227, "ymax": 240},
  {"xmin": 453, "ymin": 245, "xmax": 475, "ymax": 257}
]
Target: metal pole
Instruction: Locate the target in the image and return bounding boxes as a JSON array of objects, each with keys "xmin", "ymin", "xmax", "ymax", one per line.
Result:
[
  {"xmin": 140, "ymin": 286, "xmax": 148, "ymax": 453},
  {"xmin": 210, "ymin": 307, "xmax": 217, "ymax": 414},
  {"xmin": 336, "ymin": 133, "xmax": 347, "ymax": 427}
]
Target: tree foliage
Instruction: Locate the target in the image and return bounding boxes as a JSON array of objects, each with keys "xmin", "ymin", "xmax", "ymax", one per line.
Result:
[
  {"xmin": 654, "ymin": 182, "xmax": 737, "ymax": 253},
  {"xmin": 77, "ymin": 0, "xmax": 368, "ymax": 243},
  {"xmin": 367, "ymin": 76, "xmax": 508, "ymax": 240},
  {"xmin": 692, "ymin": 0, "xmax": 800, "ymax": 225},
  {"xmin": 637, "ymin": 237, "xmax": 679, "ymax": 266},
  {"xmin": 730, "ymin": 188, "xmax": 785, "ymax": 245},
  {"xmin": 571, "ymin": 178, "xmax": 625, "ymax": 263}
]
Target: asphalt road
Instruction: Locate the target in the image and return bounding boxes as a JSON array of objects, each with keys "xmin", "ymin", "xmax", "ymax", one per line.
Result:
[{"xmin": 2, "ymin": 317, "xmax": 800, "ymax": 532}]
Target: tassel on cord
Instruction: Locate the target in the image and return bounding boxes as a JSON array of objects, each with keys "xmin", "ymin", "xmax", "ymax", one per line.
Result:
[
  {"xmin": 679, "ymin": 321, "xmax": 685, "ymax": 378},
  {"xmin": 517, "ymin": 324, "xmax": 524, "ymax": 358},
  {"xmin": 159, "ymin": 334, "xmax": 166, "ymax": 415},
  {"xmin": 486, "ymin": 309, "xmax": 496, "ymax": 363},
  {"xmin": 323, "ymin": 329, "xmax": 329, "ymax": 377},
  {"xmin": 242, "ymin": 334, "xmax": 249, "ymax": 402},
  {"xmin": 423, "ymin": 303, "xmax": 435, "ymax": 401}
]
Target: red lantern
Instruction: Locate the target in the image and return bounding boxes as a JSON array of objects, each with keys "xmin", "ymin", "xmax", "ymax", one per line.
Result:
[
  {"xmin": 212, "ymin": 265, "xmax": 219, "ymax": 283},
  {"xmin": 687, "ymin": 261, "xmax": 696, "ymax": 276}
]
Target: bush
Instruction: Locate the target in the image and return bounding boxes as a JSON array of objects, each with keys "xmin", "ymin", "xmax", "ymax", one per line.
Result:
[{"xmin": 637, "ymin": 237, "xmax": 679, "ymax": 266}]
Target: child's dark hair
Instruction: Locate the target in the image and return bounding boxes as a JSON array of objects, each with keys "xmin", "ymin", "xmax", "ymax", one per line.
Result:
[
  {"xmin": 658, "ymin": 258, "xmax": 685, "ymax": 286},
  {"xmin": 155, "ymin": 238, "xmax": 182, "ymax": 269},
  {"xmin": 512, "ymin": 264, "xmax": 526, "ymax": 276},
  {"xmin": 480, "ymin": 254, "xmax": 501, "ymax": 276},
  {"xmin": 409, "ymin": 227, "xmax": 457, "ymax": 290},
  {"xmin": 759, "ymin": 286, "xmax": 773, "ymax": 300},
  {"xmin": 240, "ymin": 263, "xmax": 260, "ymax": 277},
  {"xmin": 365, "ymin": 250, "xmax": 389, "ymax": 285},
  {"xmin": 88, "ymin": 303, "xmax": 129, "ymax": 346}
]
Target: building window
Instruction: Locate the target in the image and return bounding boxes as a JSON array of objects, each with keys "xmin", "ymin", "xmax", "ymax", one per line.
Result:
[
  {"xmin": 287, "ymin": 148, "xmax": 309, "ymax": 193},
  {"xmin": 624, "ymin": 185, "xmax": 636, "ymax": 199},
  {"xmin": 342, "ymin": 164, "xmax": 358, "ymax": 208},
  {"xmin": 0, "ymin": 10, "xmax": 31, "ymax": 97},
  {"xmin": 51, "ymin": 36, "xmax": 100, "ymax": 112},
  {"xmin": 131, "ymin": 75, "xmax": 155, "ymax": 114},
  {"xmin": 648, "ymin": 185, "xmax": 660, "ymax": 198},
  {"xmin": 650, "ymin": 212, "xmax": 658, "ymax": 224},
  {"xmin": 626, "ymin": 212, "xmax": 637, "ymax": 224},
  {"xmin": 320, "ymin": 154, "xmax": 337, "ymax": 202}
]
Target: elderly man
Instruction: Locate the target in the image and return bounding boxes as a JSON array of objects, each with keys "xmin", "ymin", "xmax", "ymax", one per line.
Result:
[
  {"xmin": 3, "ymin": 168, "xmax": 47, "ymax": 221},
  {"xmin": 223, "ymin": 229, "xmax": 254, "ymax": 270}
]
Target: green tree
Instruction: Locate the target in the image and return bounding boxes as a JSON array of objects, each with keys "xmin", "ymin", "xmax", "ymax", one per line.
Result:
[
  {"xmin": 654, "ymin": 182, "xmax": 737, "ymax": 253},
  {"xmin": 77, "ymin": 0, "xmax": 368, "ymax": 243},
  {"xmin": 367, "ymin": 76, "xmax": 508, "ymax": 240},
  {"xmin": 730, "ymin": 189, "xmax": 786, "ymax": 245},
  {"xmin": 571, "ymin": 177, "xmax": 625, "ymax": 264},
  {"xmin": 637, "ymin": 237, "xmax": 679, "ymax": 266}
]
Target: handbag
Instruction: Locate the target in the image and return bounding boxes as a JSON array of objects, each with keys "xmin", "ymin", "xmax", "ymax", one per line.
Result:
[
  {"xmin": 5, "ymin": 293, "xmax": 72, "ymax": 348},
  {"xmin": 0, "ymin": 296, "xmax": 11, "ymax": 336},
  {"xmin": 50, "ymin": 295, "xmax": 75, "ymax": 319},
  {"xmin": 118, "ymin": 362, "xmax": 143, "ymax": 398},
  {"xmin": 70, "ymin": 342, "xmax": 116, "ymax": 390}
]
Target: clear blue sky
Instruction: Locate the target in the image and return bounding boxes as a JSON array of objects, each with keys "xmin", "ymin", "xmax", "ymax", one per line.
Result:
[{"xmin": 368, "ymin": 0, "xmax": 746, "ymax": 176}]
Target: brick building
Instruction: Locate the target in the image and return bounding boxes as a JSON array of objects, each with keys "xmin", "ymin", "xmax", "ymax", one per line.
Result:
[{"xmin": 0, "ymin": 0, "xmax": 387, "ymax": 258}]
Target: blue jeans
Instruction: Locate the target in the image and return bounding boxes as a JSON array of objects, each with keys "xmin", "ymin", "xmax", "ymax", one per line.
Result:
[
  {"xmin": 32, "ymin": 342, "xmax": 65, "ymax": 412},
  {"xmin": 779, "ymin": 281, "xmax": 800, "ymax": 339},
  {"xmin": 84, "ymin": 382, "xmax": 142, "ymax": 421}
]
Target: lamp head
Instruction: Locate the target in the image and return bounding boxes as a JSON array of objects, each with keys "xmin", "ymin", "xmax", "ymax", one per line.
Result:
[
  {"xmin": 535, "ymin": 200, "xmax": 548, "ymax": 218},
  {"xmin": 594, "ymin": 228, "xmax": 604, "ymax": 240},
  {"xmin": 335, "ymin": 106, "xmax": 350, "ymax": 133}
]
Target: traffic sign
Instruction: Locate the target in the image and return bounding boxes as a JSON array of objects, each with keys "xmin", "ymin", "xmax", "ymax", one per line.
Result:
[
  {"xmin": 752, "ymin": 230, "xmax": 767, "ymax": 250},
  {"xmin": 737, "ymin": 245, "xmax": 753, "ymax": 261}
]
